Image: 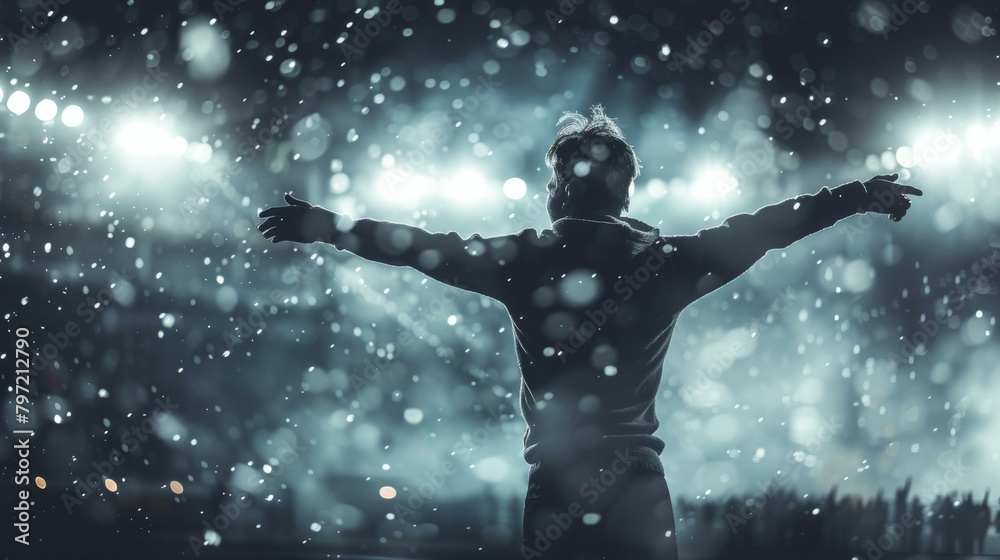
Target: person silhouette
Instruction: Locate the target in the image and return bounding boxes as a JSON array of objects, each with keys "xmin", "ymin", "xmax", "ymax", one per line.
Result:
[
  {"xmin": 973, "ymin": 490, "xmax": 991, "ymax": 554},
  {"xmin": 909, "ymin": 496, "xmax": 924, "ymax": 552},
  {"xmin": 257, "ymin": 106, "xmax": 922, "ymax": 559},
  {"xmin": 994, "ymin": 497, "xmax": 1000, "ymax": 542}
]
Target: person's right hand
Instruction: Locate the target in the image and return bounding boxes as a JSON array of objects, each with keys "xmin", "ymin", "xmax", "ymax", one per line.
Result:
[
  {"xmin": 257, "ymin": 193, "xmax": 335, "ymax": 243},
  {"xmin": 862, "ymin": 173, "xmax": 923, "ymax": 222}
]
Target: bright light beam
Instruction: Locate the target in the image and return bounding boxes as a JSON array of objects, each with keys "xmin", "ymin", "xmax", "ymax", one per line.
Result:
[
  {"xmin": 908, "ymin": 129, "xmax": 961, "ymax": 168},
  {"xmin": 690, "ymin": 166, "xmax": 739, "ymax": 202},
  {"xmin": 116, "ymin": 119, "xmax": 188, "ymax": 159},
  {"xmin": 375, "ymin": 171, "xmax": 434, "ymax": 204},
  {"xmin": 964, "ymin": 124, "xmax": 990, "ymax": 161},
  {"xmin": 441, "ymin": 166, "xmax": 491, "ymax": 203}
]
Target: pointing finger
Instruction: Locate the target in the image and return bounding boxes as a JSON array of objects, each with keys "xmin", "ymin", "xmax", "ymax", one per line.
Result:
[{"xmin": 285, "ymin": 193, "xmax": 311, "ymax": 207}]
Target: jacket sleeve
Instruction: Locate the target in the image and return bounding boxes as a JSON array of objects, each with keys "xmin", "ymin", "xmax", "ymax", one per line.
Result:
[
  {"xmin": 666, "ymin": 181, "xmax": 871, "ymax": 307},
  {"xmin": 322, "ymin": 216, "xmax": 520, "ymax": 300}
]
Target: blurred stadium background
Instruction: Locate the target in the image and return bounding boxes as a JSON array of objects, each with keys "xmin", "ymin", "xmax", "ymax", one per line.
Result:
[{"xmin": 1, "ymin": 0, "xmax": 998, "ymax": 558}]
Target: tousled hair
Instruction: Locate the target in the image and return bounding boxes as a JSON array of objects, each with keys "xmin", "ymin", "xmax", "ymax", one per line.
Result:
[{"xmin": 544, "ymin": 105, "xmax": 640, "ymax": 213}]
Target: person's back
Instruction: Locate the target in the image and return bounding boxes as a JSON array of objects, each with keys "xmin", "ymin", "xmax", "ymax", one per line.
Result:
[
  {"xmin": 491, "ymin": 214, "xmax": 673, "ymax": 463},
  {"xmin": 257, "ymin": 105, "xmax": 921, "ymax": 559}
]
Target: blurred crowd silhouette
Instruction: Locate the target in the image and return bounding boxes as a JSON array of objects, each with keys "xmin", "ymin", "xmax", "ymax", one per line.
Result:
[
  {"xmin": 676, "ymin": 477, "xmax": 999, "ymax": 557},
  {"xmin": 31, "ymin": 468, "xmax": 1000, "ymax": 559}
]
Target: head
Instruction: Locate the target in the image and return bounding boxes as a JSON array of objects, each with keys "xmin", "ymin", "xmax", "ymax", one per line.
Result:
[{"xmin": 544, "ymin": 105, "xmax": 640, "ymax": 222}]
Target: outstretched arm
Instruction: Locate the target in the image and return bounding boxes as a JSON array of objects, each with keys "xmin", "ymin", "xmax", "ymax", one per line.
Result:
[
  {"xmin": 257, "ymin": 194, "xmax": 513, "ymax": 298},
  {"xmin": 669, "ymin": 173, "xmax": 922, "ymax": 304}
]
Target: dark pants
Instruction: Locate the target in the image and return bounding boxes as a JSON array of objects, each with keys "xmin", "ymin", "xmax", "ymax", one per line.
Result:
[{"xmin": 521, "ymin": 446, "xmax": 678, "ymax": 560}]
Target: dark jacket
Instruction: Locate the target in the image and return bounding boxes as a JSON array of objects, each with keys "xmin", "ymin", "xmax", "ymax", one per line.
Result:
[{"xmin": 326, "ymin": 181, "xmax": 870, "ymax": 466}]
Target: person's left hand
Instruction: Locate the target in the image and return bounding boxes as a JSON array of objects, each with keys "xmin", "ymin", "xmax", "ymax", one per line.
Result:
[
  {"xmin": 257, "ymin": 193, "xmax": 335, "ymax": 243},
  {"xmin": 862, "ymin": 173, "xmax": 923, "ymax": 222}
]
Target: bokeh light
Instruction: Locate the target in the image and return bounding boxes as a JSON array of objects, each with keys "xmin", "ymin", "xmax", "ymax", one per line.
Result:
[
  {"xmin": 502, "ymin": 177, "xmax": 527, "ymax": 200},
  {"xmin": 34, "ymin": 98, "xmax": 58, "ymax": 121},
  {"xmin": 6, "ymin": 90, "xmax": 30, "ymax": 115},
  {"xmin": 60, "ymin": 104, "xmax": 84, "ymax": 127}
]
